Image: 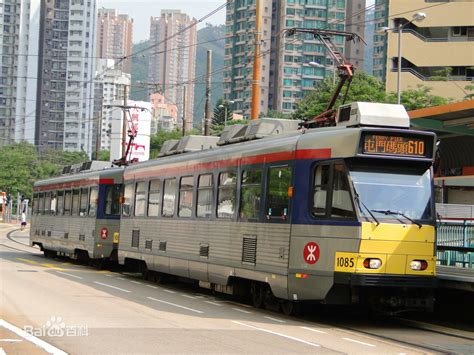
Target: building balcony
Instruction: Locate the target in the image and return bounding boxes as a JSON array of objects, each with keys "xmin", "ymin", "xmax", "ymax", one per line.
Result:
[{"xmin": 387, "ymin": 31, "xmax": 474, "ymax": 67}]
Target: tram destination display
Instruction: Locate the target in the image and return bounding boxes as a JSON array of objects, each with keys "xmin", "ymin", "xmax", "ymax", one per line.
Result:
[{"xmin": 361, "ymin": 132, "xmax": 433, "ymax": 158}]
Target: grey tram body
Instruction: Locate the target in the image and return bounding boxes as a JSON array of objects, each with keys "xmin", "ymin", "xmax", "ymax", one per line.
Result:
[{"xmin": 30, "ymin": 167, "xmax": 123, "ymax": 260}]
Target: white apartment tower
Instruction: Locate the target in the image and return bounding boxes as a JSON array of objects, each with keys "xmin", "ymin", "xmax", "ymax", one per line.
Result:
[
  {"xmin": 94, "ymin": 59, "xmax": 130, "ymax": 152},
  {"xmin": 148, "ymin": 10, "xmax": 197, "ymax": 131},
  {"xmin": 1, "ymin": 0, "xmax": 41, "ymax": 146}
]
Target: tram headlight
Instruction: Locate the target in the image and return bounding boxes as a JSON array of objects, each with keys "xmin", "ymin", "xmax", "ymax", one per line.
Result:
[
  {"xmin": 410, "ymin": 260, "xmax": 428, "ymax": 271},
  {"xmin": 363, "ymin": 258, "xmax": 382, "ymax": 269}
]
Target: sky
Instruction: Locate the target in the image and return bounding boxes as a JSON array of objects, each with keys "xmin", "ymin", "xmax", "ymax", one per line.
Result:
[{"xmin": 98, "ymin": 0, "xmax": 227, "ymax": 43}]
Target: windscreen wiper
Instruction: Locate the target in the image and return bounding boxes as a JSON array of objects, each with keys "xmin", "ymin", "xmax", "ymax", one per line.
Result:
[
  {"xmin": 371, "ymin": 209, "xmax": 422, "ymax": 229},
  {"xmin": 351, "ymin": 182, "xmax": 379, "ymax": 226}
]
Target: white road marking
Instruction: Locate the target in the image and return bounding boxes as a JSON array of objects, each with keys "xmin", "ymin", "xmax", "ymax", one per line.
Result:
[
  {"xmin": 181, "ymin": 294, "xmax": 197, "ymax": 299},
  {"xmin": 163, "ymin": 289, "xmax": 176, "ymax": 294},
  {"xmin": 301, "ymin": 326, "xmax": 327, "ymax": 334},
  {"xmin": 0, "ymin": 339, "xmax": 22, "ymax": 342},
  {"xmin": 56, "ymin": 271, "xmax": 83, "ymax": 280},
  {"xmin": 147, "ymin": 297, "xmax": 204, "ymax": 314},
  {"xmin": 0, "ymin": 348, "xmax": 5, "ymax": 355},
  {"xmin": 264, "ymin": 316, "xmax": 285, "ymax": 323},
  {"xmin": 204, "ymin": 301, "xmax": 222, "ymax": 306},
  {"xmin": 232, "ymin": 308, "xmax": 252, "ymax": 314},
  {"xmin": 343, "ymin": 337, "xmax": 376, "ymax": 347},
  {"xmin": 93, "ymin": 281, "xmax": 131, "ymax": 293},
  {"xmin": 232, "ymin": 321, "xmax": 320, "ymax": 348},
  {"xmin": 130, "ymin": 280, "xmax": 142, "ymax": 285},
  {"xmin": 104, "ymin": 274, "xmax": 113, "ymax": 277},
  {"xmin": 0, "ymin": 319, "xmax": 67, "ymax": 355},
  {"xmin": 117, "ymin": 277, "xmax": 126, "ymax": 281},
  {"xmin": 146, "ymin": 284, "xmax": 158, "ymax": 289}
]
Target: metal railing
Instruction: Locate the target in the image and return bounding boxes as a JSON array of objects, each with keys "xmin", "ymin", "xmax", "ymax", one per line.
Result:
[{"xmin": 436, "ymin": 204, "xmax": 474, "ymax": 268}]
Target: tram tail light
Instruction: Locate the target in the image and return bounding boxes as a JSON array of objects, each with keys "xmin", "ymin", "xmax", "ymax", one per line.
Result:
[
  {"xmin": 410, "ymin": 260, "xmax": 428, "ymax": 271},
  {"xmin": 363, "ymin": 258, "xmax": 382, "ymax": 269}
]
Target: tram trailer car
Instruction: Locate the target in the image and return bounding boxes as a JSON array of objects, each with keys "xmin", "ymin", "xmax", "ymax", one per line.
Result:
[
  {"xmin": 30, "ymin": 162, "xmax": 123, "ymax": 261},
  {"xmin": 118, "ymin": 102, "xmax": 437, "ymax": 314}
]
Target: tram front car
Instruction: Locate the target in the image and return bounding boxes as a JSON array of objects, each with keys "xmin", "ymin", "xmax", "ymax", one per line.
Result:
[{"xmin": 291, "ymin": 102, "xmax": 437, "ymax": 314}]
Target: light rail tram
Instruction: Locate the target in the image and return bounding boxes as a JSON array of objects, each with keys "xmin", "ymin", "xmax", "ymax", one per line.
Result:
[{"xmin": 30, "ymin": 102, "xmax": 437, "ymax": 314}]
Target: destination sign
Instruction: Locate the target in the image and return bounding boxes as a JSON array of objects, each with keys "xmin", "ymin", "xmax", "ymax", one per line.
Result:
[{"xmin": 362, "ymin": 134, "xmax": 428, "ymax": 157}]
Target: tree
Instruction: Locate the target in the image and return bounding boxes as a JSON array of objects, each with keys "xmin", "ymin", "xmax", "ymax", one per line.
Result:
[
  {"xmin": 97, "ymin": 150, "xmax": 110, "ymax": 161},
  {"xmin": 386, "ymin": 85, "xmax": 451, "ymax": 111},
  {"xmin": 464, "ymin": 83, "xmax": 474, "ymax": 100},
  {"xmin": 149, "ymin": 129, "xmax": 183, "ymax": 158},
  {"xmin": 291, "ymin": 72, "xmax": 387, "ymax": 120},
  {"xmin": 212, "ymin": 98, "xmax": 234, "ymax": 126}
]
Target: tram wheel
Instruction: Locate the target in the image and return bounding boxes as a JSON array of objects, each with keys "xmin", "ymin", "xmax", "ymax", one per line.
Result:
[
  {"xmin": 280, "ymin": 301, "xmax": 294, "ymax": 316},
  {"xmin": 251, "ymin": 283, "xmax": 264, "ymax": 309}
]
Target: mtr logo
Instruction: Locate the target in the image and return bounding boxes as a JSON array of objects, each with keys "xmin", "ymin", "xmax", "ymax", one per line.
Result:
[
  {"xmin": 303, "ymin": 242, "xmax": 320, "ymax": 265},
  {"xmin": 100, "ymin": 228, "xmax": 109, "ymax": 240}
]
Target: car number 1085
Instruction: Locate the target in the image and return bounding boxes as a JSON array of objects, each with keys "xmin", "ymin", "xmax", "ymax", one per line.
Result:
[{"xmin": 336, "ymin": 257, "xmax": 355, "ymax": 268}]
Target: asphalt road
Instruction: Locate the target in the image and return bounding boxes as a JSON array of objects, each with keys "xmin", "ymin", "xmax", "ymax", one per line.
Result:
[{"xmin": 0, "ymin": 225, "xmax": 472, "ymax": 354}]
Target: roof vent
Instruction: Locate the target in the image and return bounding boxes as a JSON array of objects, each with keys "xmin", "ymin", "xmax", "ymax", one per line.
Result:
[
  {"xmin": 175, "ymin": 135, "xmax": 219, "ymax": 154},
  {"xmin": 158, "ymin": 139, "xmax": 179, "ymax": 157},
  {"xmin": 336, "ymin": 102, "xmax": 410, "ymax": 128},
  {"xmin": 217, "ymin": 118, "xmax": 300, "ymax": 146},
  {"xmin": 61, "ymin": 161, "xmax": 112, "ymax": 175},
  {"xmin": 217, "ymin": 124, "xmax": 248, "ymax": 146}
]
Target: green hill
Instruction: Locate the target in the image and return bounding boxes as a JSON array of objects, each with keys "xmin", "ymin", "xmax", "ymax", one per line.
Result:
[{"xmin": 130, "ymin": 24, "xmax": 225, "ymax": 126}]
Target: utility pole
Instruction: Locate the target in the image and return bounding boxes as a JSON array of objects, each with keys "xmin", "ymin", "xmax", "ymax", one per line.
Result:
[
  {"xmin": 121, "ymin": 84, "xmax": 128, "ymax": 157},
  {"xmin": 182, "ymin": 85, "xmax": 187, "ymax": 137},
  {"xmin": 95, "ymin": 110, "xmax": 102, "ymax": 160},
  {"xmin": 250, "ymin": 0, "xmax": 262, "ymax": 120},
  {"xmin": 204, "ymin": 50, "xmax": 212, "ymax": 136}
]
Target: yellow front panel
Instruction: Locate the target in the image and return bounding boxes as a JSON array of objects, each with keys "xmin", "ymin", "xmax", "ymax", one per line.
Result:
[
  {"xmin": 355, "ymin": 222, "xmax": 436, "ymax": 276},
  {"xmin": 385, "ymin": 254, "xmax": 407, "ymax": 274},
  {"xmin": 361, "ymin": 223, "xmax": 435, "ymax": 243},
  {"xmin": 359, "ymin": 240, "xmax": 433, "ymax": 256}
]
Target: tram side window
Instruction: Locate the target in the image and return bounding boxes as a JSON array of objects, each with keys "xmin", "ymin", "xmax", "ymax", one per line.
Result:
[
  {"xmin": 33, "ymin": 193, "xmax": 39, "ymax": 215},
  {"xmin": 266, "ymin": 166, "xmax": 292, "ymax": 221},
  {"xmin": 196, "ymin": 174, "xmax": 213, "ymax": 218},
  {"xmin": 148, "ymin": 180, "xmax": 161, "ymax": 217},
  {"xmin": 50, "ymin": 193, "xmax": 57, "ymax": 215},
  {"xmin": 79, "ymin": 188, "xmax": 88, "ymax": 216},
  {"xmin": 72, "ymin": 189, "xmax": 80, "ymax": 216},
  {"xmin": 64, "ymin": 191, "xmax": 72, "ymax": 215},
  {"xmin": 44, "ymin": 192, "xmax": 51, "ymax": 215},
  {"xmin": 38, "ymin": 192, "xmax": 44, "ymax": 215},
  {"xmin": 162, "ymin": 178, "xmax": 176, "ymax": 217},
  {"xmin": 88, "ymin": 187, "xmax": 98, "ymax": 216},
  {"xmin": 312, "ymin": 163, "xmax": 355, "ymax": 219},
  {"xmin": 179, "ymin": 176, "xmax": 194, "ymax": 218},
  {"xmin": 105, "ymin": 184, "xmax": 121, "ymax": 216},
  {"xmin": 313, "ymin": 165, "xmax": 330, "ymax": 217},
  {"xmin": 240, "ymin": 170, "xmax": 262, "ymax": 221},
  {"xmin": 122, "ymin": 184, "xmax": 134, "ymax": 217},
  {"xmin": 134, "ymin": 182, "xmax": 147, "ymax": 217},
  {"xmin": 217, "ymin": 171, "xmax": 237, "ymax": 219},
  {"xmin": 57, "ymin": 191, "xmax": 65, "ymax": 215}
]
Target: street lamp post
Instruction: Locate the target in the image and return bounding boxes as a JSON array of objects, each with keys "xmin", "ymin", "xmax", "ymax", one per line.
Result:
[
  {"xmin": 219, "ymin": 100, "xmax": 235, "ymax": 126},
  {"xmin": 378, "ymin": 12, "xmax": 427, "ymax": 104}
]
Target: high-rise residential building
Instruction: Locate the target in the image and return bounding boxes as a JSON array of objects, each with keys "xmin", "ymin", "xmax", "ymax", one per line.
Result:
[
  {"xmin": 148, "ymin": 10, "xmax": 197, "ymax": 131},
  {"xmin": 96, "ymin": 8, "xmax": 133, "ymax": 74},
  {"xmin": 224, "ymin": 0, "xmax": 367, "ymax": 117},
  {"xmin": 1, "ymin": 0, "xmax": 41, "ymax": 146},
  {"xmin": 93, "ymin": 59, "xmax": 130, "ymax": 153},
  {"xmin": 28, "ymin": 0, "xmax": 98, "ymax": 155},
  {"xmin": 373, "ymin": 0, "xmax": 474, "ymax": 101}
]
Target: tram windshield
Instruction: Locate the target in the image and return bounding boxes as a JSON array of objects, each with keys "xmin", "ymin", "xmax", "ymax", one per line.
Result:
[{"xmin": 349, "ymin": 165, "xmax": 433, "ymax": 223}]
